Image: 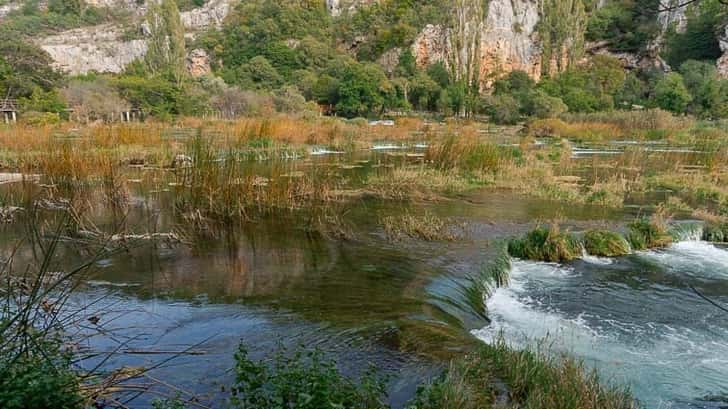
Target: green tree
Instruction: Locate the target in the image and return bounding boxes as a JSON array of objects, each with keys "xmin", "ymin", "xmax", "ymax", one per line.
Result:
[
  {"xmin": 48, "ymin": 0, "xmax": 84, "ymax": 15},
  {"xmin": 0, "ymin": 41, "xmax": 64, "ymax": 99},
  {"xmin": 653, "ymin": 72, "xmax": 692, "ymax": 113},
  {"xmin": 678, "ymin": 59, "xmax": 724, "ymax": 117},
  {"xmin": 226, "ymin": 56, "xmax": 284, "ymax": 90},
  {"xmin": 335, "ymin": 62, "xmax": 390, "ymax": 117},
  {"xmin": 144, "ymin": 0, "xmax": 187, "ymax": 84}
]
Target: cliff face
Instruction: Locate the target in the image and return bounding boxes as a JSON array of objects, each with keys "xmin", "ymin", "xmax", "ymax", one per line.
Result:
[
  {"xmin": 36, "ymin": 0, "xmax": 235, "ymax": 74},
  {"xmin": 412, "ymin": 0, "xmax": 541, "ymax": 87},
  {"xmin": 31, "ymin": 0, "xmax": 727, "ymax": 80},
  {"xmin": 718, "ymin": 25, "xmax": 728, "ymax": 78}
]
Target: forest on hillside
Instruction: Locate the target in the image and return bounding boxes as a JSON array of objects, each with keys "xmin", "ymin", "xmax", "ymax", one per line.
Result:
[{"xmin": 0, "ymin": 0, "xmax": 727, "ymax": 123}]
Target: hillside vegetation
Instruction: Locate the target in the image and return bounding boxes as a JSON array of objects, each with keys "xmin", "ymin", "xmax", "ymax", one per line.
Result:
[{"xmin": 0, "ymin": 0, "xmax": 726, "ymax": 123}]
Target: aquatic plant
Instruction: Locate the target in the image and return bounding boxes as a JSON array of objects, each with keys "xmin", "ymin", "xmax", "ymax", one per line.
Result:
[
  {"xmin": 380, "ymin": 211, "xmax": 461, "ymax": 241},
  {"xmin": 231, "ymin": 343, "xmax": 389, "ymax": 409},
  {"xmin": 583, "ymin": 230, "xmax": 631, "ymax": 257},
  {"xmin": 627, "ymin": 218, "xmax": 673, "ymax": 250},
  {"xmin": 476, "ymin": 337, "xmax": 637, "ymax": 409},
  {"xmin": 508, "ymin": 225, "xmax": 582, "ymax": 262},
  {"xmin": 703, "ymin": 223, "xmax": 728, "ymax": 242}
]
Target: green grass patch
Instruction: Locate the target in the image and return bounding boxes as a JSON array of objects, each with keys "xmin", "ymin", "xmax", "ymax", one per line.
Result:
[
  {"xmin": 583, "ymin": 230, "xmax": 631, "ymax": 257},
  {"xmin": 627, "ymin": 218, "xmax": 673, "ymax": 250},
  {"xmin": 508, "ymin": 226, "xmax": 582, "ymax": 262},
  {"xmin": 703, "ymin": 223, "xmax": 728, "ymax": 243}
]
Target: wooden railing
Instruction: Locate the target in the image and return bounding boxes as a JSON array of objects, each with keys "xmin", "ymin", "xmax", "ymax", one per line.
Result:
[{"xmin": 0, "ymin": 99, "xmax": 18, "ymax": 112}]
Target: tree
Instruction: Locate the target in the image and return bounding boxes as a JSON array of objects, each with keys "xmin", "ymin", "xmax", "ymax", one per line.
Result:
[
  {"xmin": 335, "ymin": 62, "xmax": 390, "ymax": 117},
  {"xmin": 62, "ymin": 77, "xmax": 130, "ymax": 122},
  {"xmin": 653, "ymin": 72, "xmax": 692, "ymax": 113},
  {"xmin": 679, "ymin": 59, "xmax": 728, "ymax": 117},
  {"xmin": 525, "ymin": 90, "xmax": 568, "ymax": 118},
  {"xmin": 144, "ymin": 0, "xmax": 187, "ymax": 84},
  {"xmin": 227, "ymin": 56, "xmax": 284, "ymax": 90},
  {"xmin": 539, "ymin": 0, "xmax": 587, "ymax": 76},
  {"xmin": 409, "ymin": 71, "xmax": 441, "ymax": 111},
  {"xmin": 446, "ymin": 0, "xmax": 487, "ymax": 114},
  {"xmin": 0, "ymin": 41, "xmax": 64, "ymax": 99}
]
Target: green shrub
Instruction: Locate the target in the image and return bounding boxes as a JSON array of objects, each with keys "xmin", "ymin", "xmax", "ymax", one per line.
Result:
[
  {"xmin": 508, "ymin": 226, "xmax": 582, "ymax": 262},
  {"xmin": 0, "ymin": 339, "xmax": 82, "ymax": 409},
  {"xmin": 231, "ymin": 343, "xmax": 389, "ymax": 409},
  {"xmin": 627, "ymin": 218, "xmax": 673, "ymax": 250},
  {"xmin": 583, "ymin": 230, "xmax": 630, "ymax": 257}
]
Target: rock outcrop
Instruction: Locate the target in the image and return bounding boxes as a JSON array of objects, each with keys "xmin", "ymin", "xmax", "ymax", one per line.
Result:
[
  {"xmin": 180, "ymin": 0, "xmax": 232, "ymax": 31},
  {"xmin": 0, "ymin": 1, "xmax": 21, "ymax": 21},
  {"xmin": 186, "ymin": 48, "xmax": 211, "ymax": 77},
  {"xmin": 36, "ymin": 0, "xmax": 236, "ymax": 74},
  {"xmin": 718, "ymin": 25, "xmax": 728, "ymax": 78},
  {"xmin": 326, "ymin": 0, "xmax": 378, "ymax": 17},
  {"xmin": 40, "ymin": 25, "xmax": 148, "ymax": 74},
  {"xmin": 412, "ymin": 0, "xmax": 542, "ymax": 87}
]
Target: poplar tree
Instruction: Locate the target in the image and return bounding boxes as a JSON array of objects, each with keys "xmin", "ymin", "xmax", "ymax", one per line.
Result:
[{"xmin": 145, "ymin": 0, "xmax": 187, "ymax": 84}]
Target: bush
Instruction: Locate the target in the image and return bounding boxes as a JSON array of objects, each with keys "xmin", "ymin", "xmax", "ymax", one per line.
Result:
[
  {"xmin": 583, "ymin": 230, "xmax": 630, "ymax": 257},
  {"xmin": 231, "ymin": 343, "xmax": 389, "ymax": 409},
  {"xmin": 0, "ymin": 345, "xmax": 82, "ymax": 409},
  {"xmin": 527, "ymin": 91, "xmax": 568, "ymax": 118},
  {"xmin": 481, "ymin": 94, "xmax": 521, "ymax": 125},
  {"xmin": 653, "ymin": 73, "xmax": 692, "ymax": 114},
  {"xmin": 508, "ymin": 225, "xmax": 582, "ymax": 262}
]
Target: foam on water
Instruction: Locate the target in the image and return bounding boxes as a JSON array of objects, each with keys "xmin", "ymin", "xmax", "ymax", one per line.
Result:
[
  {"xmin": 639, "ymin": 240, "xmax": 728, "ymax": 279},
  {"xmin": 581, "ymin": 249, "xmax": 615, "ymax": 265}
]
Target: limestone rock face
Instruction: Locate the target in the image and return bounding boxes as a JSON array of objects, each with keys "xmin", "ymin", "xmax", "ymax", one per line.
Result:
[
  {"xmin": 718, "ymin": 25, "xmax": 728, "ymax": 78},
  {"xmin": 181, "ymin": 0, "xmax": 232, "ymax": 31},
  {"xmin": 36, "ymin": 0, "xmax": 236, "ymax": 74},
  {"xmin": 0, "ymin": 2, "xmax": 21, "ymax": 21},
  {"xmin": 186, "ymin": 48, "xmax": 211, "ymax": 77},
  {"xmin": 40, "ymin": 25, "xmax": 148, "ymax": 74},
  {"xmin": 412, "ymin": 0, "xmax": 542, "ymax": 86},
  {"xmin": 413, "ymin": 24, "xmax": 447, "ymax": 68},
  {"xmin": 479, "ymin": 0, "xmax": 541, "ymax": 83},
  {"xmin": 326, "ymin": 0, "xmax": 378, "ymax": 17}
]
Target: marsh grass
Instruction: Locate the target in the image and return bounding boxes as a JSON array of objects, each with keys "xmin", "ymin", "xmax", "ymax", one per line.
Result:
[
  {"xmin": 583, "ymin": 230, "xmax": 631, "ymax": 257},
  {"xmin": 367, "ymin": 167, "xmax": 471, "ymax": 201},
  {"xmin": 477, "ymin": 337, "xmax": 637, "ymax": 409},
  {"xmin": 702, "ymin": 222, "xmax": 728, "ymax": 242},
  {"xmin": 627, "ymin": 213, "xmax": 673, "ymax": 251},
  {"xmin": 508, "ymin": 225, "xmax": 582, "ymax": 262},
  {"xmin": 380, "ymin": 211, "xmax": 462, "ymax": 241}
]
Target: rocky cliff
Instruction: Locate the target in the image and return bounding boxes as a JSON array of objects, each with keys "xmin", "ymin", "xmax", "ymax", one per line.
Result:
[
  {"xmin": 718, "ymin": 25, "xmax": 728, "ymax": 78},
  {"xmin": 31, "ymin": 0, "xmax": 728, "ymax": 81},
  {"xmin": 412, "ymin": 0, "xmax": 541, "ymax": 87},
  {"xmin": 36, "ymin": 0, "xmax": 234, "ymax": 74}
]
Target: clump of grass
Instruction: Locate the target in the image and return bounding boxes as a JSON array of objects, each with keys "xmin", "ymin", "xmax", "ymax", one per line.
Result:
[
  {"xmin": 583, "ymin": 230, "xmax": 631, "ymax": 257},
  {"xmin": 427, "ymin": 136, "xmax": 521, "ymax": 174},
  {"xmin": 381, "ymin": 211, "xmax": 461, "ymax": 241},
  {"xmin": 367, "ymin": 167, "xmax": 471, "ymax": 201},
  {"xmin": 477, "ymin": 337, "xmax": 637, "ymax": 409},
  {"xmin": 508, "ymin": 225, "xmax": 582, "ymax": 262},
  {"xmin": 703, "ymin": 223, "xmax": 728, "ymax": 242},
  {"xmin": 627, "ymin": 217, "xmax": 673, "ymax": 250}
]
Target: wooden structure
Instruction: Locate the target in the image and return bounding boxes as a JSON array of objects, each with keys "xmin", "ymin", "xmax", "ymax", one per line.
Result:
[{"xmin": 1, "ymin": 99, "xmax": 18, "ymax": 124}]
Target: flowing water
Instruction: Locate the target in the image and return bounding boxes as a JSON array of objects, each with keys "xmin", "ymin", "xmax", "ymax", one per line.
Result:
[
  {"xmin": 474, "ymin": 238, "xmax": 728, "ymax": 408},
  {"xmin": 2, "ymin": 139, "xmax": 727, "ymax": 407}
]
